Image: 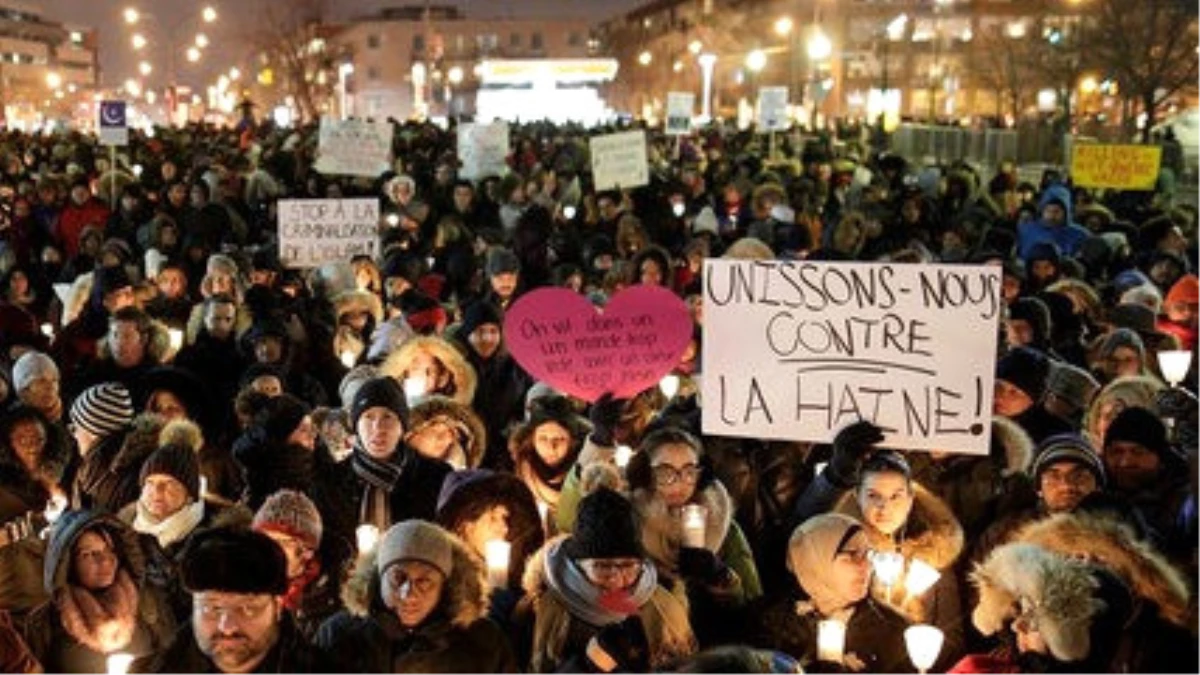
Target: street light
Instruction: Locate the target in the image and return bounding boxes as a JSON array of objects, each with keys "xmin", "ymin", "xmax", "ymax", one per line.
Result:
[
  {"xmin": 132, "ymin": 33, "xmax": 147, "ymax": 50},
  {"xmin": 229, "ymin": 67, "xmax": 241, "ymax": 81},
  {"xmin": 447, "ymin": 66, "xmax": 463, "ymax": 84},
  {"xmin": 125, "ymin": 78, "xmax": 142, "ymax": 97},
  {"xmin": 745, "ymin": 49, "xmax": 767, "ymax": 73},
  {"xmin": 45, "ymin": 71, "xmax": 62, "ymax": 89},
  {"xmin": 807, "ymin": 29, "xmax": 833, "ymax": 61},
  {"xmin": 139, "ymin": 61, "xmax": 152, "ymax": 76},
  {"xmin": 638, "ymin": 50, "xmax": 652, "ymax": 66},
  {"xmin": 202, "ymin": 6, "xmax": 217, "ymax": 23},
  {"xmin": 774, "ymin": 16, "xmax": 794, "ymax": 37},
  {"xmin": 123, "ymin": 7, "xmax": 139, "ymax": 24},
  {"xmin": 195, "ymin": 33, "xmax": 209, "ymax": 49},
  {"xmin": 186, "ymin": 46, "xmax": 201, "ymax": 63},
  {"xmin": 688, "ymin": 40, "xmax": 702, "ymax": 55}
]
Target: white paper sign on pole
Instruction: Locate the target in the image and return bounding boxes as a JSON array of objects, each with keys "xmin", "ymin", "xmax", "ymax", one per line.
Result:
[
  {"xmin": 314, "ymin": 117, "xmax": 393, "ymax": 177},
  {"xmin": 756, "ymin": 86, "xmax": 790, "ymax": 131},
  {"xmin": 701, "ymin": 260, "xmax": 1001, "ymax": 454},
  {"xmin": 457, "ymin": 121, "xmax": 510, "ymax": 180},
  {"xmin": 278, "ymin": 198, "xmax": 380, "ymax": 268},
  {"xmin": 665, "ymin": 92, "xmax": 695, "ymax": 135},
  {"xmin": 589, "ymin": 130, "xmax": 649, "ymax": 191}
]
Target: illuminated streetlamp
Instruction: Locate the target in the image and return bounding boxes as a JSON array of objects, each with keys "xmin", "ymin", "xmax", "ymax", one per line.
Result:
[
  {"xmin": 138, "ymin": 61, "xmax": 152, "ymax": 76},
  {"xmin": 447, "ymin": 65, "xmax": 463, "ymax": 85},
  {"xmin": 774, "ymin": 16, "xmax": 794, "ymax": 37},
  {"xmin": 123, "ymin": 7, "xmax": 139, "ymax": 24},
  {"xmin": 195, "ymin": 33, "xmax": 209, "ymax": 49},
  {"xmin": 807, "ymin": 29, "xmax": 832, "ymax": 61},
  {"xmin": 186, "ymin": 46, "xmax": 201, "ymax": 63},
  {"xmin": 45, "ymin": 71, "xmax": 62, "ymax": 89},
  {"xmin": 202, "ymin": 6, "xmax": 217, "ymax": 23},
  {"xmin": 745, "ymin": 49, "xmax": 767, "ymax": 72},
  {"xmin": 637, "ymin": 50, "xmax": 652, "ymax": 66},
  {"xmin": 688, "ymin": 40, "xmax": 702, "ymax": 55},
  {"xmin": 132, "ymin": 33, "xmax": 147, "ymax": 50},
  {"xmin": 229, "ymin": 67, "xmax": 241, "ymax": 81}
]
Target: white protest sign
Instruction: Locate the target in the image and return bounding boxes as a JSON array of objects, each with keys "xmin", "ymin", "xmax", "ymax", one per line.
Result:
[
  {"xmin": 278, "ymin": 198, "xmax": 380, "ymax": 268},
  {"xmin": 701, "ymin": 260, "xmax": 1001, "ymax": 454},
  {"xmin": 314, "ymin": 117, "xmax": 393, "ymax": 177},
  {"xmin": 756, "ymin": 87, "xmax": 789, "ymax": 131},
  {"xmin": 457, "ymin": 121, "xmax": 510, "ymax": 180},
  {"xmin": 589, "ymin": 130, "xmax": 649, "ymax": 191},
  {"xmin": 666, "ymin": 92, "xmax": 695, "ymax": 135}
]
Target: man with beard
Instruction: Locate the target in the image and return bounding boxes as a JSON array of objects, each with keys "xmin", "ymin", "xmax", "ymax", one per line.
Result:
[{"xmin": 136, "ymin": 527, "xmax": 330, "ymax": 673}]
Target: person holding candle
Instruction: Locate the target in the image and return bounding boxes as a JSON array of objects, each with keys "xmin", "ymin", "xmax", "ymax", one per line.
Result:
[
  {"xmin": 21, "ymin": 510, "xmax": 173, "ymax": 674},
  {"xmin": 745, "ymin": 512, "xmax": 910, "ymax": 672},
  {"xmin": 381, "ymin": 335, "xmax": 478, "ymax": 407},
  {"xmin": 315, "ymin": 519, "xmax": 517, "ymax": 673},
  {"xmin": 507, "ymin": 395, "xmax": 593, "ymax": 534},
  {"xmin": 405, "ymin": 396, "xmax": 487, "ymax": 471},
  {"xmin": 516, "ymin": 487, "xmax": 696, "ymax": 672}
]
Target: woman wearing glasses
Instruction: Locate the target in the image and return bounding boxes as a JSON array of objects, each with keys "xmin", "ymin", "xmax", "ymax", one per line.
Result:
[
  {"xmin": 21, "ymin": 510, "xmax": 173, "ymax": 673},
  {"xmin": 518, "ymin": 487, "xmax": 696, "ymax": 672},
  {"xmin": 315, "ymin": 519, "xmax": 517, "ymax": 673},
  {"xmin": 621, "ymin": 427, "xmax": 762, "ymax": 647}
]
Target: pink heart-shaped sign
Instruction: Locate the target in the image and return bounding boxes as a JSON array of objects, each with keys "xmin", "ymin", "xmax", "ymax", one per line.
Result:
[{"xmin": 504, "ymin": 285, "xmax": 694, "ymax": 402}]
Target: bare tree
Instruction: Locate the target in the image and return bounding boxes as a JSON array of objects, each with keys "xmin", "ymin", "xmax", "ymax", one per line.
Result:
[
  {"xmin": 242, "ymin": 0, "xmax": 337, "ymax": 124},
  {"xmin": 1091, "ymin": 0, "xmax": 1199, "ymax": 141},
  {"xmin": 1021, "ymin": 21, "xmax": 1097, "ymax": 137},
  {"xmin": 970, "ymin": 25, "xmax": 1032, "ymax": 121}
]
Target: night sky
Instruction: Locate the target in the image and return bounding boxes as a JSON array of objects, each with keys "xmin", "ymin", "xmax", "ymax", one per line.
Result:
[{"xmin": 38, "ymin": 0, "xmax": 646, "ymax": 90}]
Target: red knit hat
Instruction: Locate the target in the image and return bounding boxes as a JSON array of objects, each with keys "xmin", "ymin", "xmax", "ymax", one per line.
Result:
[{"xmin": 1166, "ymin": 274, "xmax": 1199, "ymax": 305}]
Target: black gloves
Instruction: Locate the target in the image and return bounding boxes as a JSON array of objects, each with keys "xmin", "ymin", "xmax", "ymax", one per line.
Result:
[
  {"xmin": 826, "ymin": 420, "xmax": 884, "ymax": 488},
  {"xmin": 677, "ymin": 546, "xmax": 730, "ymax": 586},
  {"xmin": 588, "ymin": 393, "xmax": 626, "ymax": 447},
  {"xmin": 590, "ymin": 614, "xmax": 651, "ymax": 672}
]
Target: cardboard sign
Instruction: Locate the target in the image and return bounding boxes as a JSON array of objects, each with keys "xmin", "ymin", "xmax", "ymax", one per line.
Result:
[
  {"xmin": 589, "ymin": 130, "xmax": 649, "ymax": 191},
  {"xmin": 504, "ymin": 286, "xmax": 693, "ymax": 402},
  {"xmin": 278, "ymin": 198, "xmax": 380, "ymax": 268},
  {"xmin": 98, "ymin": 101, "xmax": 128, "ymax": 146},
  {"xmin": 314, "ymin": 117, "xmax": 393, "ymax": 177},
  {"xmin": 666, "ymin": 92, "xmax": 695, "ymax": 135},
  {"xmin": 1071, "ymin": 143, "xmax": 1162, "ymax": 190},
  {"xmin": 757, "ymin": 87, "xmax": 789, "ymax": 132},
  {"xmin": 701, "ymin": 260, "xmax": 1001, "ymax": 454},
  {"xmin": 457, "ymin": 121, "xmax": 510, "ymax": 180}
]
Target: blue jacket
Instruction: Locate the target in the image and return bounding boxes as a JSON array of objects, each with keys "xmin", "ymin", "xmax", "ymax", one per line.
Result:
[{"xmin": 1017, "ymin": 184, "xmax": 1090, "ymax": 261}]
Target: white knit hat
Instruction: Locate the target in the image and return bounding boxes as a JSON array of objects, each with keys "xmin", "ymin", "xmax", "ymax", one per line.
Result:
[
  {"xmin": 12, "ymin": 351, "xmax": 58, "ymax": 393},
  {"xmin": 377, "ymin": 520, "xmax": 453, "ymax": 578}
]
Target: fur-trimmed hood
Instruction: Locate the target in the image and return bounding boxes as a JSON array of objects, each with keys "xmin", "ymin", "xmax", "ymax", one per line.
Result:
[
  {"xmin": 45, "ymin": 510, "xmax": 145, "ymax": 594},
  {"xmin": 97, "ymin": 318, "xmax": 172, "ymax": 367},
  {"xmin": 834, "ymin": 483, "xmax": 964, "ymax": 570},
  {"xmin": 1013, "ymin": 511, "xmax": 1192, "ymax": 628},
  {"xmin": 630, "ymin": 481, "xmax": 733, "ymax": 576},
  {"xmin": 971, "ymin": 542, "xmax": 1102, "ymax": 663},
  {"xmin": 380, "ymin": 335, "xmax": 477, "ymax": 406},
  {"xmin": 333, "ymin": 289, "xmax": 384, "ymax": 324},
  {"xmin": 406, "ymin": 395, "xmax": 487, "ymax": 470},
  {"xmin": 991, "ymin": 416, "xmax": 1034, "ymax": 477},
  {"xmin": 340, "ymin": 531, "xmax": 489, "ymax": 631}
]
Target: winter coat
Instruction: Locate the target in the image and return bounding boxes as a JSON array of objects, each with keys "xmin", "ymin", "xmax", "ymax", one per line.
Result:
[
  {"xmin": 1017, "ymin": 185, "xmax": 1090, "ymax": 261},
  {"xmin": 74, "ymin": 413, "xmax": 165, "ymax": 514},
  {"xmin": 459, "ymin": 345, "xmax": 531, "ymax": 471},
  {"xmin": 407, "ymin": 396, "xmax": 488, "ymax": 471},
  {"xmin": 56, "ymin": 198, "xmax": 110, "ymax": 260},
  {"xmin": 332, "ymin": 444, "xmax": 452, "ymax": 533},
  {"xmin": 21, "ymin": 510, "xmax": 174, "ymax": 674},
  {"xmin": 0, "ymin": 609, "xmax": 39, "ymax": 673},
  {"xmin": 515, "ymin": 536, "xmax": 697, "ymax": 672},
  {"xmin": 136, "ymin": 613, "xmax": 331, "ymax": 674},
  {"xmin": 742, "ymin": 587, "xmax": 911, "ymax": 673},
  {"xmin": 315, "ymin": 540, "xmax": 517, "ymax": 673},
  {"xmin": 380, "ymin": 335, "xmax": 478, "ymax": 406}
]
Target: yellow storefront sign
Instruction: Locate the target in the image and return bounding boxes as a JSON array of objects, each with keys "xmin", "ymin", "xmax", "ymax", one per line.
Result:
[{"xmin": 1071, "ymin": 143, "xmax": 1162, "ymax": 190}]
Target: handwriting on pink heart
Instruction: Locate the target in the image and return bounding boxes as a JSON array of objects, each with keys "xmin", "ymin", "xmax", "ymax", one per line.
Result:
[{"xmin": 504, "ymin": 286, "xmax": 694, "ymax": 402}]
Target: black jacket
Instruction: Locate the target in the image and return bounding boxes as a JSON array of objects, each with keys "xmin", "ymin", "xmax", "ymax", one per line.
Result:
[{"xmin": 135, "ymin": 614, "xmax": 332, "ymax": 673}]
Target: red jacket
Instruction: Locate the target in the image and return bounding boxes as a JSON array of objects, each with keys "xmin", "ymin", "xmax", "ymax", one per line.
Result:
[{"xmin": 55, "ymin": 198, "xmax": 110, "ymax": 259}]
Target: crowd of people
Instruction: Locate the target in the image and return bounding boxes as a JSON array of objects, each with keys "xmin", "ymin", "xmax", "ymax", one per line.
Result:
[{"xmin": 0, "ymin": 112, "xmax": 1196, "ymax": 673}]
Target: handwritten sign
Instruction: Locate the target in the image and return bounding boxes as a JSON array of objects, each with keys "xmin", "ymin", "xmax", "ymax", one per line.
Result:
[
  {"xmin": 1071, "ymin": 143, "xmax": 1162, "ymax": 190},
  {"xmin": 701, "ymin": 260, "xmax": 1001, "ymax": 454},
  {"xmin": 278, "ymin": 198, "xmax": 380, "ymax": 268},
  {"xmin": 504, "ymin": 286, "xmax": 693, "ymax": 402},
  {"xmin": 666, "ymin": 92, "xmax": 695, "ymax": 136},
  {"xmin": 314, "ymin": 117, "xmax": 394, "ymax": 177},
  {"xmin": 757, "ymin": 87, "xmax": 789, "ymax": 132},
  {"xmin": 457, "ymin": 121, "xmax": 510, "ymax": 180},
  {"xmin": 589, "ymin": 130, "xmax": 649, "ymax": 191}
]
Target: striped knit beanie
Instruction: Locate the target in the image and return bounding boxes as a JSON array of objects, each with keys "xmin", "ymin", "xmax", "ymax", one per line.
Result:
[{"xmin": 70, "ymin": 382, "xmax": 134, "ymax": 438}]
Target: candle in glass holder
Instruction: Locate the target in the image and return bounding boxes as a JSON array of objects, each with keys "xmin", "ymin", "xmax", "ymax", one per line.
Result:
[
  {"xmin": 680, "ymin": 504, "xmax": 707, "ymax": 548},
  {"xmin": 168, "ymin": 328, "xmax": 184, "ymax": 351},
  {"xmin": 904, "ymin": 558, "xmax": 941, "ymax": 598},
  {"xmin": 340, "ymin": 350, "xmax": 356, "ymax": 368},
  {"xmin": 614, "ymin": 445, "xmax": 634, "ymax": 469},
  {"xmin": 659, "ymin": 374, "xmax": 680, "ymax": 400},
  {"xmin": 40, "ymin": 322, "xmax": 54, "ymax": 338},
  {"xmin": 106, "ymin": 652, "xmax": 135, "ymax": 675},
  {"xmin": 484, "ymin": 539, "xmax": 511, "ymax": 587},
  {"xmin": 355, "ymin": 524, "xmax": 380, "ymax": 555},
  {"xmin": 904, "ymin": 624, "xmax": 944, "ymax": 674},
  {"xmin": 871, "ymin": 551, "xmax": 905, "ymax": 587},
  {"xmin": 404, "ymin": 375, "xmax": 427, "ymax": 406},
  {"xmin": 1158, "ymin": 350, "xmax": 1193, "ymax": 387},
  {"xmin": 816, "ymin": 619, "xmax": 846, "ymax": 663},
  {"xmin": 43, "ymin": 493, "xmax": 67, "ymax": 524}
]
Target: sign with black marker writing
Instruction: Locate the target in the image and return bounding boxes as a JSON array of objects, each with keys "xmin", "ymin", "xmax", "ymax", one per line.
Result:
[
  {"xmin": 701, "ymin": 260, "xmax": 1001, "ymax": 454},
  {"xmin": 278, "ymin": 198, "xmax": 380, "ymax": 268}
]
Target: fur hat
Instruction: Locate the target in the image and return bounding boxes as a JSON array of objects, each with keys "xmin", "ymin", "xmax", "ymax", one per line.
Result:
[
  {"xmin": 1046, "ymin": 362, "xmax": 1100, "ymax": 414},
  {"xmin": 70, "ymin": 382, "xmax": 134, "ymax": 438},
  {"xmin": 1104, "ymin": 406, "xmax": 1178, "ymax": 463},
  {"xmin": 1032, "ymin": 433, "xmax": 1106, "ymax": 487},
  {"xmin": 996, "ymin": 347, "xmax": 1050, "ymax": 401},
  {"xmin": 351, "ymin": 377, "xmax": 408, "ymax": 429},
  {"xmin": 139, "ymin": 442, "xmax": 201, "ymax": 498},
  {"xmin": 181, "ymin": 527, "xmax": 288, "ymax": 595},
  {"xmin": 377, "ymin": 520, "xmax": 454, "ymax": 578},
  {"xmin": 11, "ymin": 351, "xmax": 58, "ymax": 393},
  {"xmin": 565, "ymin": 487, "xmax": 642, "ymax": 560},
  {"xmin": 252, "ymin": 489, "xmax": 323, "ymax": 549}
]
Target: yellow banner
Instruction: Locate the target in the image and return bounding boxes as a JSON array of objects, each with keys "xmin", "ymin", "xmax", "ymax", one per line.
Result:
[{"xmin": 1071, "ymin": 143, "xmax": 1162, "ymax": 190}]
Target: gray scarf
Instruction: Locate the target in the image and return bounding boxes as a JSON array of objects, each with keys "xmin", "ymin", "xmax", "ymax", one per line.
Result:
[{"xmin": 543, "ymin": 539, "xmax": 657, "ymax": 627}]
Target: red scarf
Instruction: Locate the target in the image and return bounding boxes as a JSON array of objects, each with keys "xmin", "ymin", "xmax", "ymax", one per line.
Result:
[{"xmin": 282, "ymin": 558, "xmax": 321, "ymax": 611}]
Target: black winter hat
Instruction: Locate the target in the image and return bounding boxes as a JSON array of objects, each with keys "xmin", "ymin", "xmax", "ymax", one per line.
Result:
[
  {"xmin": 94, "ymin": 265, "xmax": 132, "ymax": 297},
  {"xmin": 180, "ymin": 527, "xmax": 288, "ymax": 595},
  {"xmin": 1032, "ymin": 433, "xmax": 1106, "ymax": 487},
  {"xmin": 1009, "ymin": 297, "xmax": 1051, "ymax": 345},
  {"xmin": 565, "ymin": 487, "xmax": 642, "ymax": 560},
  {"xmin": 140, "ymin": 442, "xmax": 201, "ymax": 498},
  {"xmin": 459, "ymin": 301, "xmax": 504, "ymax": 338},
  {"xmin": 351, "ymin": 377, "xmax": 408, "ymax": 429},
  {"xmin": 485, "ymin": 248, "xmax": 521, "ymax": 277},
  {"xmin": 1026, "ymin": 241, "xmax": 1062, "ymax": 267},
  {"xmin": 996, "ymin": 346, "xmax": 1051, "ymax": 401},
  {"xmin": 254, "ymin": 394, "xmax": 310, "ymax": 444},
  {"xmin": 1104, "ymin": 406, "xmax": 1179, "ymax": 463}
]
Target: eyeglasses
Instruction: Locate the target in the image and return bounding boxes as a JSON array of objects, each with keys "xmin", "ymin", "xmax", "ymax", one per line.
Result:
[
  {"xmin": 384, "ymin": 568, "xmax": 442, "ymax": 596},
  {"xmin": 652, "ymin": 464, "xmax": 701, "ymax": 486},
  {"xmin": 197, "ymin": 599, "xmax": 273, "ymax": 622},
  {"xmin": 578, "ymin": 559, "xmax": 643, "ymax": 582}
]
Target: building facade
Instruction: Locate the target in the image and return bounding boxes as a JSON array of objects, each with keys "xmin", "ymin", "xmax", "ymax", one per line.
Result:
[{"xmin": 0, "ymin": 1, "xmax": 99, "ymax": 127}]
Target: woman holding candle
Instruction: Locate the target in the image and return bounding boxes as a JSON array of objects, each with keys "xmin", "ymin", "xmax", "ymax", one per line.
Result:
[
  {"xmin": 745, "ymin": 512, "xmax": 910, "ymax": 672},
  {"xmin": 20, "ymin": 510, "xmax": 173, "ymax": 674},
  {"xmin": 507, "ymin": 395, "xmax": 592, "ymax": 534},
  {"xmin": 380, "ymin": 335, "xmax": 478, "ymax": 406},
  {"xmin": 406, "ymin": 396, "xmax": 487, "ymax": 471},
  {"xmin": 315, "ymin": 519, "xmax": 517, "ymax": 673}
]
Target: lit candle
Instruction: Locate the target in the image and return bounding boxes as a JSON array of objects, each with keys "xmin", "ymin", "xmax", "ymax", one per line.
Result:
[
  {"xmin": 404, "ymin": 375, "xmax": 427, "ymax": 406},
  {"xmin": 1157, "ymin": 349, "xmax": 1193, "ymax": 387},
  {"xmin": 614, "ymin": 445, "xmax": 634, "ymax": 469},
  {"xmin": 536, "ymin": 500, "xmax": 549, "ymax": 528},
  {"xmin": 871, "ymin": 551, "xmax": 904, "ymax": 587},
  {"xmin": 355, "ymin": 524, "xmax": 379, "ymax": 555},
  {"xmin": 672, "ymin": 201, "xmax": 686, "ymax": 217},
  {"xmin": 168, "ymin": 328, "xmax": 184, "ymax": 351},
  {"xmin": 904, "ymin": 624, "xmax": 944, "ymax": 674},
  {"xmin": 43, "ymin": 493, "xmax": 67, "ymax": 524},
  {"xmin": 484, "ymin": 539, "xmax": 511, "ymax": 587},
  {"xmin": 816, "ymin": 619, "xmax": 846, "ymax": 664},
  {"xmin": 340, "ymin": 350, "xmax": 356, "ymax": 368},
  {"xmin": 659, "ymin": 374, "xmax": 680, "ymax": 400},
  {"xmin": 563, "ymin": 205, "xmax": 577, "ymax": 220},
  {"xmin": 680, "ymin": 504, "xmax": 707, "ymax": 548},
  {"xmin": 40, "ymin": 322, "xmax": 54, "ymax": 338},
  {"xmin": 107, "ymin": 652, "xmax": 135, "ymax": 675},
  {"xmin": 904, "ymin": 558, "xmax": 941, "ymax": 598}
]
